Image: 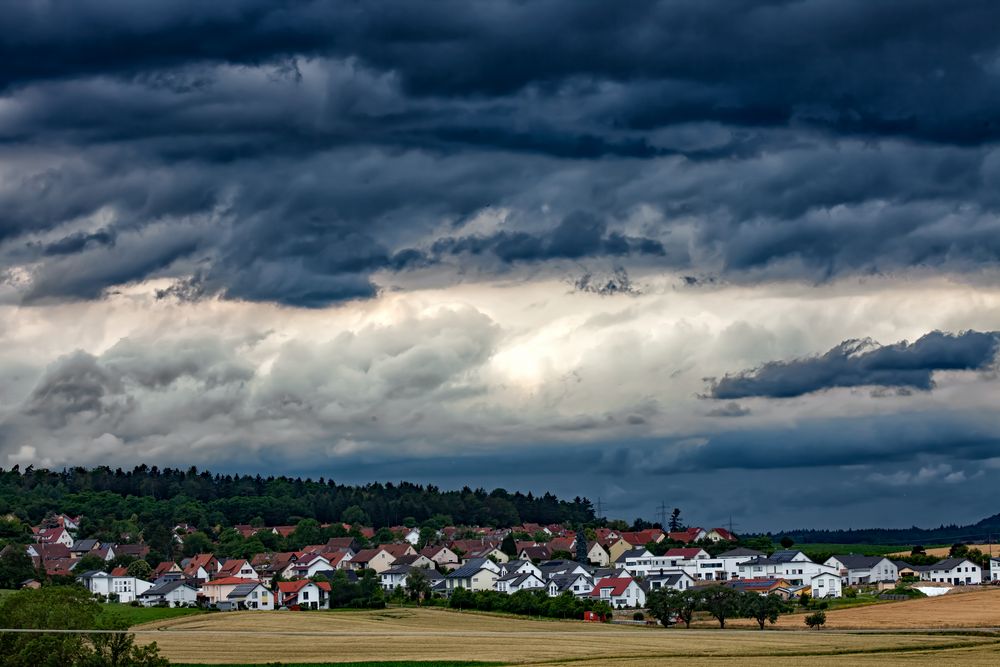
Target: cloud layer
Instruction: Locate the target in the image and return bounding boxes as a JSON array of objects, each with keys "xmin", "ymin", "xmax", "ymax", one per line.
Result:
[{"xmin": 2, "ymin": 2, "xmax": 1000, "ymax": 528}]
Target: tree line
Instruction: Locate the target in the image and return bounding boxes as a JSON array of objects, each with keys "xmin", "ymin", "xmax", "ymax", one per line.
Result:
[{"xmin": 0, "ymin": 464, "xmax": 594, "ymax": 539}]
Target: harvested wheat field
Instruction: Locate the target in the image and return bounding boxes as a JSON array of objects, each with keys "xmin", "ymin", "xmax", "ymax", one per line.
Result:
[
  {"xmin": 890, "ymin": 545, "xmax": 1000, "ymax": 558},
  {"xmin": 714, "ymin": 587, "xmax": 1000, "ymax": 631},
  {"xmin": 134, "ymin": 607, "xmax": 1000, "ymax": 665}
]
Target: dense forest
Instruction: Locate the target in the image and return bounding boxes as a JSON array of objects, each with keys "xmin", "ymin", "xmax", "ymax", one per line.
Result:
[
  {"xmin": 777, "ymin": 512, "xmax": 1000, "ymax": 547},
  {"xmin": 0, "ymin": 465, "xmax": 594, "ymax": 534}
]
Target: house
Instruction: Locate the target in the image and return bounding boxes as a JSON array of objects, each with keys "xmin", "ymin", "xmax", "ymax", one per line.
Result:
[
  {"xmin": 392, "ymin": 553, "xmax": 436, "ymax": 569},
  {"xmin": 894, "ymin": 561, "xmax": 920, "ymax": 579},
  {"xmin": 549, "ymin": 572, "xmax": 594, "ymax": 597},
  {"xmin": 667, "ymin": 527, "xmax": 708, "ymax": 544},
  {"xmin": 400, "ymin": 528, "xmax": 422, "ymax": 545},
  {"xmin": 586, "ymin": 542, "xmax": 611, "ymax": 567},
  {"xmin": 467, "ymin": 545, "xmax": 509, "ymax": 563},
  {"xmin": 725, "ymin": 578, "xmax": 795, "ymax": 599},
  {"xmin": 380, "ymin": 564, "xmax": 445, "ymax": 591},
  {"xmin": 421, "ymin": 545, "xmax": 461, "ymax": 570},
  {"xmin": 715, "ymin": 548, "xmax": 766, "ymax": 580},
  {"xmin": 737, "ymin": 551, "xmax": 839, "ymax": 587},
  {"xmin": 538, "ymin": 560, "xmax": 592, "ymax": 580},
  {"xmin": 663, "ymin": 548, "xmax": 710, "ymax": 561},
  {"xmin": 153, "ymin": 561, "xmax": 183, "ymax": 580},
  {"xmin": 54, "ymin": 514, "xmax": 82, "ymax": 532},
  {"xmin": 811, "ymin": 572, "xmax": 842, "ymax": 598},
  {"xmin": 76, "ymin": 570, "xmax": 152, "ymax": 604},
  {"xmin": 496, "ymin": 572, "xmax": 548, "ymax": 594},
  {"xmin": 619, "ymin": 548, "xmax": 655, "ymax": 574},
  {"xmin": 284, "ymin": 554, "xmax": 332, "ymax": 579},
  {"xmin": 647, "ymin": 571, "xmax": 696, "ymax": 592},
  {"xmin": 704, "ymin": 528, "xmax": 737, "ymax": 542},
  {"xmin": 589, "ymin": 577, "xmax": 646, "ymax": 608},
  {"xmin": 182, "ymin": 553, "xmax": 219, "ymax": 580},
  {"xmin": 618, "ymin": 529, "xmax": 664, "ymax": 546},
  {"xmin": 605, "ymin": 538, "xmax": 634, "ymax": 565},
  {"xmin": 323, "ymin": 537, "xmax": 361, "ymax": 553},
  {"xmin": 915, "ymin": 558, "xmax": 982, "ymax": 585},
  {"xmin": 499, "ymin": 559, "xmax": 542, "ymax": 578},
  {"xmin": 114, "ymin": 544, "xmax": 151, "ymax": 560},
  {"xmin": 33, "ymin": 526, "xmax": 74, "ymax": 548},
  {"xmin": 548, "ymin": 537, "xmax": 575, "ymax": 554},
  {"xmin": 990, "ymin": 558, "xmax": 1000, "ymax": 583},
  {"xmin": 824, "ymin": 555, "xmax": 899, "ymax": 585},
  {"xmin": 348, "ymin": 548, "xmax": 397, "ymax": 573},
  {"xmin": 202, "ymin": 577, "xmax": 265, "ymax": 606},
  {"xmin": 445, "ymin": 558, "xmax": 501, "ymax": 592},
  {"xmin": 220, "ymin": 581, "xmax": 275, "ymax": 611},
  {"xmin": 70, "ymin": 539, "xmax": 102, "ymax": 557},
  {"xmin": 277, "ymin": 579, "xmax": 330, "ymax": 609},
  {"xmin": 216, "ymin": 558, "xmax": 259, "ymax": 580},
  {"xmin": 379, "ymin": 543, "xmax": 418, "ymax": 559},
  {"xmin": 139, "ymin": 580, "xmax": 199, "ymax": 607}
]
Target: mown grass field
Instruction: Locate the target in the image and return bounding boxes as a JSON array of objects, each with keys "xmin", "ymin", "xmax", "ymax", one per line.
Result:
[
  {"xmin": 100, "ymin": 603, "xmax": 206, "ymax": 626},
  {"xmin": 134, "ymin": 604, "xmax": 1000, "ymax": 666}
]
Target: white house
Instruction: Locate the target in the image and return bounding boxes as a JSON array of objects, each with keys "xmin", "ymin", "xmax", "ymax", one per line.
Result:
[
  {"xmin": 76, "ymin": 570, "xmax": 152, "ymax": 604},
  {"xmin": 495, "ymin": 572, "xmax": 547, "ymax": 594},
  {"xmin": 915, "ymin": 558, "xmax": 982, "ymax": 585},
  {"xmin": 220, "ymin": 581, "xmax": 274, "ymax": 610},
  {"xmin": 715, "ymin": 548, "xmax": 766, "ymax": 580},
  {"xmin": 283, "ymin": 554, "xmax": 332, "ymax": 580},
  {"xmin": 810, "ymin": 572, "xmax": 843, "ymax": 598},
  {"xmin": 738, "ymin": 551, "xmax": 839, "ymax": 587},
  {"xmin": 499, "ymin": 559, "xmax": 542, "ymax": 578},
  {"xmin": 990, "ymin": 558, "xmax": 1000, "ymax": 583},
  {"xmin": 549, "ymin": 572, "xmax": 594, "ymax": 597},
  {"xmin": 402, "ymin": 528, "xmax": 422, "ymax": 545},
  {"xmin": 445, "ymin": 558, "xmax": 501, "ymax": 592},
  {"xmin": 380, "ymin": 564, "xmax": 444, "ymax": 591},
  {"xmin": 589, "ymin": 577, "xmax": 646, "ymax": 608},
  {"xmin": 824, "ymin": 555, "xmax": 898, "ymax": 585},
  {"xmin": 277, "ymin": 580, "xmax": 329, "ymax": 609},
  {"xmin": 646, "ymin": 571, "xmax": 696, "ymax": 592},
  {"xmin": 139, "ymin": 580, "xmax": 199, "ymax": 607}
]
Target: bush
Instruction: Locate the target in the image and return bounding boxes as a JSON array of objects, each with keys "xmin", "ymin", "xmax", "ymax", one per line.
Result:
[
  {"xmin": 632, "ymin": 611, "xmax": 644, "ymax": 621},
  {"xmin": 843, "ymin": 586, "xmax": 858, "ymax": 598},
  {"xmin": 805, "ymin": 610, "xmax": 827, "ymax": 630}
]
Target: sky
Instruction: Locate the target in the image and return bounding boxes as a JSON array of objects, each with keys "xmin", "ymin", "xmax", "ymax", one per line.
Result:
[{"xmin": 2, "ymin": 1, "xmax": 1000, "ymax": 532}]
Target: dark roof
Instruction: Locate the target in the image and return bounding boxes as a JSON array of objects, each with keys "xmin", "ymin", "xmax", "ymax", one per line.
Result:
[
  {"xmin": 448, "ymin": 558, "xmax": 494, "ymax": 578},
  {"xmin": 72, "ymin": 539, "xmax": 100, "ymax": 551},
  {"xmin": 142, "ymin": 580, "xmax": 196, "ymax": 597},
  {"xmin": 830, "ymin": 555, "xmax": 890, "ymax": 569},
  {"xmin": 498, "ymin": 572, "xmax": 542, "ymax": 586},
  {"xmin": 770, "ymin": 550, "xmax": 807, "ymax": 563},
  {"xmin": 717, "ymin": 548, "xmax": 765, "ymax": 558},
  {"xmin": 648, "ymin": 572, "xmax": 687, "ymax": 585},
  {"xmin": 916, "ymin": 558, "xmax": 978, "ymax": 571},
  {"xmin": 619, "ymin": 548, "xmax": 650, "ymax": 560},
  {"xmin": 228, "ymin": 582, "xmax": 263, "ymax": 598}
]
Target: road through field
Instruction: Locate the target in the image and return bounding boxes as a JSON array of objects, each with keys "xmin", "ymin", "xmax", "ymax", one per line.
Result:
[{"xmin": 133, "ymin": 607, "xmax": 1000, "ymax": 665}]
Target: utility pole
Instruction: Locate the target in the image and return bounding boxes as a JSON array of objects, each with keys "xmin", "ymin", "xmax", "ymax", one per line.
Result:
[
  {"xmin": 658, "ymin": 501, "xmax": 668, "ymax": 529},
  {"xmin": 595, "ymin": 497, "xmax": 604, "ymax": 519}
]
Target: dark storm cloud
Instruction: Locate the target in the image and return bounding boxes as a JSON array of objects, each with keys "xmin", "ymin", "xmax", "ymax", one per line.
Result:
[
  {"xmin": 2, "ymin": 2, "xmax": 1000, "ymax": 306},
  {"xmin": 3, "ymin": 1, "xmax": 1000, "ymax": 144},
  {"xmin": 708, "ymin": 330, "xmax": 1000, "ymax": 399}
]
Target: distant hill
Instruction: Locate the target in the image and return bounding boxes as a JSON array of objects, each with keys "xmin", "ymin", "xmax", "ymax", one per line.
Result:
[{"xmin": 776, "ymin": 513, "xmax": 1000, "ymax": 547}]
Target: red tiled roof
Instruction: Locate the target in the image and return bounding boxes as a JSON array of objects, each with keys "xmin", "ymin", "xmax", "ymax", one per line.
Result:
[
  {"xmin": 589, "ymin": 577, "xmax": 635, "ymax": 597},
  {"xmin": 110, "ymin": 567, "xmax": 128, "ymax": 576}
]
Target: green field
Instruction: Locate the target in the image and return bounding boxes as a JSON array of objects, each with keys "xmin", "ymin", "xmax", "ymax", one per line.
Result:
[
  {"xmin": 99, "ymin": 603, "xmax": 206, "ymax": 626},
  {"xmin": 795, "ymin": 543, "xmax": 941, "ymax": 557}
]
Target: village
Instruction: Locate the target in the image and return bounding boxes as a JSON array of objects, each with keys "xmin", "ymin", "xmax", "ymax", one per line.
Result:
[{"xmin": 15, "ymin": 513, "xmax": 1000, "ymax": 614}]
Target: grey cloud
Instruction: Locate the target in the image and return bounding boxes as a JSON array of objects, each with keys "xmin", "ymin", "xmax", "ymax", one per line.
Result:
[{"xmin": 708, "ymin": 330, "xmax": 1000, "ymax": 399}]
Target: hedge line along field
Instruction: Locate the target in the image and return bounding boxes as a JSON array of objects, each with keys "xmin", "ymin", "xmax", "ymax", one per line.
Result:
[{"xmin": 134, "ymin": 607, "xmax": 1000, "ymax": 665}]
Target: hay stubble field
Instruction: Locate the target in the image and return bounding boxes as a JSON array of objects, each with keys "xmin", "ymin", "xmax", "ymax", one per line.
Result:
[{"xmin": 135, "ymin": 591, "xmax": 1000, "ymax": 666}]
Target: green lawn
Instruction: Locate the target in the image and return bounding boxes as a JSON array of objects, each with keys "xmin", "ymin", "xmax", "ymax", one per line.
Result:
[
  {"xmin": 795, "ymin": 543, "xmax": 943, "ymax": 557},
  {"xmin": 99, "ymin": 603, "xmax": 207, "ymax": 626}
]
